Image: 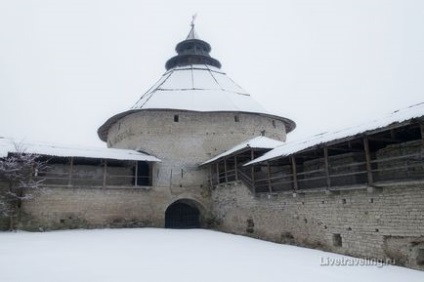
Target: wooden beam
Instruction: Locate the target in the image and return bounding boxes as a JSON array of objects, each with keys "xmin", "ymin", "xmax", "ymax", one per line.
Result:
[
  {"xmin": 328, "ymin": 147, "xmax": 363, "ymax": 153},
  {"xmin": 421, "ymin": 123, "xmax": 424, "ymax": 144},
  {"xmin": 368, "ymin": 136, "xmax": 400, "ymax": 143},
  {"xmin": 134, "ymin": 161, "xmax": 139, "ymax": 186},
  {"xmin": 267, "ymin": 162, "xmax": 272, "ymax": 193},
  {"xmin": 216, "ymin": 162, "xmax": 219, "ymax": 184},
  {"xmin": 224, "ymin": 158, "xmax": 228, "ymax": 183},
  {"xmin": 250, "ymin": 149, "xmax": 255, "ymax": 188},
  {"xmin": 68, "ymin": 157, "xmax": 74, "ymax": 186},
  {"xmin": 234, "ymin": 156, "xmax": 238, "ymax": 180},
  {"xmin": 323, "ymin": 147, "xmax": 331, "ymax": 189},
  {"xmin": 363, "ymin": 136, "xmax": 374, "ymax": 185},
  {"xmin": 290, "ymin": 156, "xmax": 298, "ymax": 191},
  {"xmin": 209, "ymin": 164, "xmax": 213, "ymax": 187}
]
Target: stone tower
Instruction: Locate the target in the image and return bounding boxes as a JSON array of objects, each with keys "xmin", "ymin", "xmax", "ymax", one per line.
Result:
[{"xmin": 97, "ymin": 24, "xmax": 295, "ymax": 226}]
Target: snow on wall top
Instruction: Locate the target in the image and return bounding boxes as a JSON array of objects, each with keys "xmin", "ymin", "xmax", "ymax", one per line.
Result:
[
  {"xmin": 246, "ymin": 102, "xmax": 424, "ymax": 166},
  {"xmin": 0, "ymin": 137, "xmax": 160, "ymax": 162},
  {"xmin": 131, "ymin": 65, "xmax": 270, "ymax": 114},
  {"xmin": 201, "ymin": 136, "xmax": 284, "ymax": 165}
]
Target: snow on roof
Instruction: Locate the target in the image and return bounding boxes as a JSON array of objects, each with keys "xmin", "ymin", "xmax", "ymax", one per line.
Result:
[
  {"xmin": 98, "ymin": 64, "xmax": 296, "ymax": 142},
  {"xmin": 131, "ymin": 65, "xmax": 270, "ymax": 114},
  {"xmin": 201, "ymin": 136, "xmax": 284, "ymax": 165},
  {"xmin": 0, "ymin": 137, "xmax": 160, "ymax": 162},
  {"xmin": 246, "ymin": 102, "xmax": 424, "ymax": 166}
]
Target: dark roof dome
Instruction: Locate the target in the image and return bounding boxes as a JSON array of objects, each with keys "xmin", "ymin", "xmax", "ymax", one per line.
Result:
[{"xmin": 165, "ymin": 24, "xmax": 221, "ymax": 70}]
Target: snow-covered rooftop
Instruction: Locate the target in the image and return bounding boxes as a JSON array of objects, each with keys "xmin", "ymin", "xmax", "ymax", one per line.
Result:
[
  {"xmin": 0, "ymin": 138, "xmax": 160, "ymax": 162},
  {"xmin": 246, "ymin": 102, "xmax": 424, "ymax": 165},
  {"xmin": 201, "ymin": 136, "xmax": 284, "ymax": 165},
  {"xmin": 98, "ymin": 64, "xmax": 295, "ymax": 142},
  {"xmin": 131, "ymin": 65, "xmax": 271, "ymax": 114}
]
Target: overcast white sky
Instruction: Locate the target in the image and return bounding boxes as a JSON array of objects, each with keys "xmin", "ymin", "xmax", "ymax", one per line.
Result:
[{"xmin": 1, "ymin": 0, "xmax": 423, "ymax": 147}]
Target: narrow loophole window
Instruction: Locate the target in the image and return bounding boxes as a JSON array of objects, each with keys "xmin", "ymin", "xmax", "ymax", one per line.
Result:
[
  {"xmin": 234, "ymin": 115, "xmax": 240, "ymax": 122},
  {"xmin": 417, "ymin": 249, "xmax": 424, "ymax": 265},
  {"xmin": 174, "ymin": 115, "xmax": 179, "ymax": 122},
  {"xmin": 333, "ymin": 234, "xmax": 342, "ymax": 247}
]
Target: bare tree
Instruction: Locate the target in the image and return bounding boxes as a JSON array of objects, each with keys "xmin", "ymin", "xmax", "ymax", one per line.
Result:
[{"xmin": 0, "ymin": 144, "xmax": 47, "ymax": 230}]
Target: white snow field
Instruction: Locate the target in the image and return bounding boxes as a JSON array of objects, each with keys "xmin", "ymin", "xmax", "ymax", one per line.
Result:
[{"xmin": 0, "ymin": 228, "xmax": 422, "ymax": 282}]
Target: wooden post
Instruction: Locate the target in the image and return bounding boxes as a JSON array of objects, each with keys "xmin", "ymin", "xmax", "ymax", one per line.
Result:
[
  {"xmin": 209, "ymin": 164, "xmax": 212, "ymax": 186},
  {"xmin": 234, "ymin": 156, "xmax": 238, "ymax": 180},
  {"xmin": 323, "ymin": 147, "xmax": 331, "ymax": 189},
  {"xmin": 68, "ymin": 157, "xmax": 74, "ymax": 186},
  {"xmin": 420, "ymin": 123, "xmax": 424, "ymax": 145},
  {"xmin": 216, "ymin": 162, "xmax": 220, "ymax": 184},
  {"xmin": 134, "ymin": 161, "xmax": 138, "ymax": 186},
  {"xmin": 291, "ymin": 156, "xmax": 298, "ymax": 191},
  {"xmin": 267, "ymin": 162, "xmax": 272, "ymax": 193},
  {"xmin": 103, "ymin": 160, "xmax": 107, "ymax": 187},
  {"xmin": 363, "ymin": 136, "xmax": 374, "ymax": 185},
  {"xmin": 224, "ymin": 158, "xmax": 228, "ymax": 183},
  {"xmin": 250, "ymin": 149, "xmax": 255, "ymax": 186}
]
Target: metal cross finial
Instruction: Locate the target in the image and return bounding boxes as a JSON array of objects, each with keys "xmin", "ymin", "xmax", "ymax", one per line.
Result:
[{"xmin": 191, "ymin": 13, "xmax": 197, "ymax": 27}]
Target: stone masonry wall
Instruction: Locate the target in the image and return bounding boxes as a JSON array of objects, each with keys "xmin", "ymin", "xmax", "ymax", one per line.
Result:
[
  {"xmin": 19, "ymin": 184, "xmax": 212, "ymax": 231},
  {"xmin": 107, "ymin": 110, "xmax": 287, "ymax": 190},
  {"xmin": 211, "ymin": 181, "xmax": 424, "ymax": 270},
  {"xmin": 107, "ymin": 111, "xmax": 287, "ymax": 162}
]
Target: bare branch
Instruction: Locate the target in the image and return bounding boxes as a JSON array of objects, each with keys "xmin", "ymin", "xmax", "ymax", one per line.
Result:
[{"xmin": 0, "ymin": 144, "xmax": 47, "ymax": 227}]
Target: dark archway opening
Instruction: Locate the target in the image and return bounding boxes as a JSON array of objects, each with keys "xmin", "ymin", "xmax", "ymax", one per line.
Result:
[{"xmin": 165, "ymin": 201, "xmax": 200, "ymax": 229}]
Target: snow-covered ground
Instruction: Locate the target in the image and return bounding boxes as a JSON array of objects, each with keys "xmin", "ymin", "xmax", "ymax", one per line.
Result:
[{"xmin": 0, "ymin": 228, "xmax": 422, "ymax": 282}]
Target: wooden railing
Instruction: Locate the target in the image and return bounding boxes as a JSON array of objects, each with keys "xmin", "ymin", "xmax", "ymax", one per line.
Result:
[
  {"xmin": 212, "ymin": 150, "xmax": 424, "ymax": 194},
  {"xmin": 237, "ymin": 169, "xmax": 255, "ymax": 194},
  {"xmin": 37, "ymin": 172, "xmax": 151, "ymax": 188}
]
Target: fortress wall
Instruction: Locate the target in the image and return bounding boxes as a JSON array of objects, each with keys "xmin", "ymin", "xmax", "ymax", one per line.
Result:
[
  {"xmin": 107, "ymin": 111, "xmax": 287, "ymax": 162},
  {"xmin": 211, "ymin": 181, "xmax": 424, "ymax": 270},
  {"xmin": 107, "ymin": 111, "xmax": 287, "ymax": 188},
  {"xmin": 19, "ymin": 184, "xmax": 212, "ymax": 231},
  {"xmin": 149, "ymin": 162, "xmax": 210, "ymax": 191}
]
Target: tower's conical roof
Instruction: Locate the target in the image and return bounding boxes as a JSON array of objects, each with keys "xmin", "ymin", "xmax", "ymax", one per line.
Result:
[
  {"xmin": 98, "ymin": 25, "xmax": 295, "ymax": 142},
  {"xmin": 130, "ymin": 64, "xmax": 266, "ymax": 113}
]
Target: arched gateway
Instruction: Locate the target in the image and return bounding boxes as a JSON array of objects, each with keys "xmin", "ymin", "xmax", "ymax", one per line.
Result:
[{"xmin": 165, "ymin": 199, "xmax": 201, "ymax": 229}]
